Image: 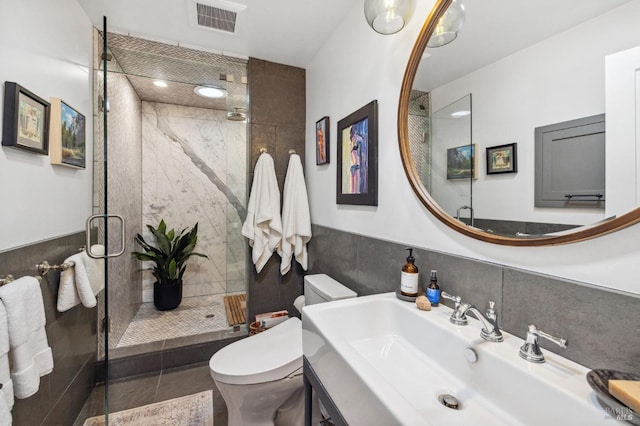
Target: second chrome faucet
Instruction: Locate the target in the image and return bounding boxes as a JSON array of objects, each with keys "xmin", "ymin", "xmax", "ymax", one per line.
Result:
[{"xmin": 441, "ymin": 292, "xmax": 504, "ymax": 342}]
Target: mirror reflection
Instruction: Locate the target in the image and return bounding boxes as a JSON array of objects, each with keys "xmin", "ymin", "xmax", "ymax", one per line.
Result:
[{"xmin": 408, "ymin": 0, "xmax": 640, "ymax": 238}]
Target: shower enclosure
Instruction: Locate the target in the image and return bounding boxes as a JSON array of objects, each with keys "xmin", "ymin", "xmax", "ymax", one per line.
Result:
[{"xmin": 92, "ymin": 26, "xmax": 250, "ymax": 370}]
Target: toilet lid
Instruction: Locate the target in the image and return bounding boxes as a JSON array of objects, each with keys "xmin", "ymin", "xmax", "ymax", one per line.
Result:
[{"xmin": 209, "ymin": 317, "xmax": 302, "ymax": 385}]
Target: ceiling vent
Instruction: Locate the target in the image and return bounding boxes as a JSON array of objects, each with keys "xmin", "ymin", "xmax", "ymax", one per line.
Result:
[
  {"xmin": 197, "ymin": 3, "xmax": 236, "ymax": 33},
  {"xmin": 190, "ymin": 0, "xmax": 247, "ymax": 34}
]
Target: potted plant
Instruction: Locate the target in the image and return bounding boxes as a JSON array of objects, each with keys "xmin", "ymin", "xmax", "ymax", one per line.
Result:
[{"xmin": 132, "ymin": 219, "xmax": 208, "ymax": 311}]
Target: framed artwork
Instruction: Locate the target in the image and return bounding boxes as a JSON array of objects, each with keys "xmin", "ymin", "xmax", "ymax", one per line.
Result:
[
  {"xmin": 49, "ymin": 98, "xmax": 86, "ymax": 168},
  {"xmin": 2, "ymin": 81, "xmax": 50, "ymax": 154},
  {"xmin": 446, "ymin": 144, "xmax": 477, "ymax": 179},
  {"xmin": 316, "ymin": 116, "xmax": 330, "ymax": 165},
  {"xmin": 336, "ymin": 100, "xmax": 378, "ymax": 206},
  {"xmin": 486, "ymin": 143, "xmax": 517, "ymax": 175}
]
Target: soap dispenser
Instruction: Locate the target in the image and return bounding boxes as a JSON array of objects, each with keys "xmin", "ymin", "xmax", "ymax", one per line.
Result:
[
  {"xmin": 400, "ymin": 248, "xmax": 419, "ymax": 297},
  {"xmin": 426, "ymin": 270, "xmax": 441, "ymax": 306}
]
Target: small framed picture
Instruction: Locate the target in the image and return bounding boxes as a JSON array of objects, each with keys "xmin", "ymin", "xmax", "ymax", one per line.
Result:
[
  {"xmin": 486, "ymin": 143, "xmax": 517, "ymax": 174},
  {"xmin": 49, "ymin": 98, "xmax": 86, "ymax": 168},
  {"xmin": 2, "ymin": 81, "xmax": 50, "ymax": 154},
  {"xmin": 446, "ymin": 144, "xmax": 477, "ymax": 179},
  {"xmin": 336, "ymin": 100, "xmax": 378, "ymax": 206},
  {"xmin": 316, "ymin": 116, "xmax": 329, "ymax": 165}
]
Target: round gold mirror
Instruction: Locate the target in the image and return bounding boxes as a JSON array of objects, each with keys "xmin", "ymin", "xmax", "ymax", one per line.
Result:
[{"xmin": 398, "ymin": 0, "xmax": 640, "ymax": 246}]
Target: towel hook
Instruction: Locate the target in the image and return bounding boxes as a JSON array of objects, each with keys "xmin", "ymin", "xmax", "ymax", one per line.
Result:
[
  {"xmin": 36, "ymin": 260, "xmax": 75, "ymax": 276},
  {"xmin": 288, "ymin": 149, "xmax": 296, "ymax": 155},
  {"xmin": 259, "ymin": 147, "xmax": 267, "ymax": 154}
]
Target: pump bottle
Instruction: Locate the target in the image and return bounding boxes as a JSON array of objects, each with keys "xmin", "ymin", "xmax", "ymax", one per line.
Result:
[{"xmin": 400, "ymin": 248, "xmax": 419, "ymax": 297}]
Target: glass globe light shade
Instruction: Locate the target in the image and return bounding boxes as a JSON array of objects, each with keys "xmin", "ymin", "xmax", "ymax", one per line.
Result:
[
  {"xmin": 364, "ymin": 0, "xmax": 415, "ymax": 35},
  {"xmin": 427, "ymin": 0, "xmax": 465, "ymax": 48}
]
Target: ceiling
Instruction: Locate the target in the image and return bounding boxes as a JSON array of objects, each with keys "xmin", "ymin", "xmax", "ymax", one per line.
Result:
[{"xmin": 77, "ymin": 0, "xmax": 358, "ymax": 69}]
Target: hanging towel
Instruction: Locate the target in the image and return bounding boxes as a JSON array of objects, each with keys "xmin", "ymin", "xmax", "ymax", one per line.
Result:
[
  {"xmin": 0, "ymin": 302, "xmax": 13, "ymax": 419},
  {"xmin": 242, "ymin": 153, "xmax": 282, "ymax": 273},
  {"xmin": 0, "ymin": 277, "xmax": 53, "ymax": 399},
  {"xmin": 279, "ymin": 154, "xmax": 312, "ymax": 275},
  {"xmin": 57, "ymin": 245, "xmax": 105, "ymax": 312}
]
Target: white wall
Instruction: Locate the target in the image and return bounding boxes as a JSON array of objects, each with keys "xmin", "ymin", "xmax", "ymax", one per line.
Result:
[
  {"xmin": 0, "ymin": 0, "xmax": 94, "ymax": 251},
  {"xmin": 427, "ymin": 1, "xmax": 640, "ymax": 227},
  {"xmin": 305, "ymin": 0, "xmax": 640, "ymax": 295}
]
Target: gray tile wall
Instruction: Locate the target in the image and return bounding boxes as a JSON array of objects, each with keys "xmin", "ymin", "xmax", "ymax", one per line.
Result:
[
  {"xmin": 308, "ymin": 224, "xmax": 640, "ymax": 375},
  {"xmin": 246, "ymin": 58, "xmax": 307, "ymax": 323},
  {"xmin": 0, "ymin": 232, "xmax": 97, "ymax": 425}
]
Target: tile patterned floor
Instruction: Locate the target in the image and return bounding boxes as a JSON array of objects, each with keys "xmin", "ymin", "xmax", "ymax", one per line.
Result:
[
  {"xmin": 74, "ymin": 363, "xmax": 227, "ymax": 426},
  {"xmin": 117, "ymin": 293, "xmax": 244, "ymax": 348}
]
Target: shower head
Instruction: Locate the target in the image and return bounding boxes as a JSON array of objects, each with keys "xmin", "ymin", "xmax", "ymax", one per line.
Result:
[{"xmin": 227, "ymin": 107, "xmax": 246, "ymax": 122}]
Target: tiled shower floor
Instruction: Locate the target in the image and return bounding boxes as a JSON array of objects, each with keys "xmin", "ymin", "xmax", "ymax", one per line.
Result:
[{"xmin": 116, "ymin": 293, "xmax": 242, "ymax": 348}]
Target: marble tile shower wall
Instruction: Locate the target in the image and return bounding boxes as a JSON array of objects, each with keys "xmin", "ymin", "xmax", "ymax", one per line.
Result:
[
  {"xmin": 94, "ymin": 66, "xmax": 143, "ymax": 355},
  {"xmin": 141, "ymin": 102, "xmax": 247, "ymax": 301},
  {"xmin": 0, "ymin": 233, "xmax": 96, "ymax": 425},
  {"xmin": 308, "ymin": 224, "xmax": 640, "ymax": 375}
]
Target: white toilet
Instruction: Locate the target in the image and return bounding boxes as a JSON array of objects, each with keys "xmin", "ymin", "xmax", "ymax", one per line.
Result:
[{"xmin": 209, "ymin": 274, "xmax": 357, "ymax": 426}]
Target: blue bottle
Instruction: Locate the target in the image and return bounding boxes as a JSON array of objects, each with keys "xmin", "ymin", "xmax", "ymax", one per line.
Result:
[{"xmin": 426, "ymin": 270, "xmax": 440, "ymax": 306}]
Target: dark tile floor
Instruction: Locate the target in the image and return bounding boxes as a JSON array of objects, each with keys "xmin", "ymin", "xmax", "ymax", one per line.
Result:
[{"xmin": 73, "ymin": 362, "xmax": 227, "ymax": 425}]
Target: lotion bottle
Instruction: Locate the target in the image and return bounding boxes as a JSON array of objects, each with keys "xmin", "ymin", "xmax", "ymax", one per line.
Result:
[
  {"xmin": 426, "ymin": 270, "xmax": 441, "ymax": 306},
  {"xmin": 400, "ymin": 248, "xmax": 419, "ymax": 297}
]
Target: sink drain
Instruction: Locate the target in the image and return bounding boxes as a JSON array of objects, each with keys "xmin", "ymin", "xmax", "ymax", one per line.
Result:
[
  {"xmin": 438, "ymin": 394, "xmax": 461, "ymax": 410},
  {"xmin": 205, "ymin": 314, "xmax": 215, "ymax": 318}
]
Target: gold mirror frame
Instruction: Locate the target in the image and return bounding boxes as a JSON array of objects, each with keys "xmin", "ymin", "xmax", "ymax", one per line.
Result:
[{"xmin": 398, "ymin": 0, "xmax": 640, "ymax": 246}]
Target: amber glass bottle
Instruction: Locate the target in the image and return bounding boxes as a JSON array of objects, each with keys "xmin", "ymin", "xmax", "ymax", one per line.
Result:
[{"xmin": 400, "ymin": 248, "xmax": 419, "ymax": 297}]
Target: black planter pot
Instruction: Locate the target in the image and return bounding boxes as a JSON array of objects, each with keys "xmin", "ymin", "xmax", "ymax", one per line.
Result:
[{"xmin": 154, "ymin": 280, "xmax": 182, "ymax": 311}]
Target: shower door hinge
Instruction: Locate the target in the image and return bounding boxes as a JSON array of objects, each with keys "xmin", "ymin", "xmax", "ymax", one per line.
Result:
[{"xmin": 101, "ymin": 316, "xmax": 111, "ymax": 333}]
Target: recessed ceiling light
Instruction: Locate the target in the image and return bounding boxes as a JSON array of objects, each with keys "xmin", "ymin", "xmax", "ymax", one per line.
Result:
[
  {"xmin": 451, "ymin": 110, "xmax": 471, "ymax": 118},
  {"xmin": 153, "ymin": 80, "xmax": 168, "ymax": 88},
  {"xmin": 193, "ymin": 85, "xmax": 227, "ymax": 99}
]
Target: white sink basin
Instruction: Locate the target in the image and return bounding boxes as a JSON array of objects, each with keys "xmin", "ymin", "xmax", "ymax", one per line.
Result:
[{"xmin": 302, "ymin": 292, "xmax": 609, "ymax": 425}]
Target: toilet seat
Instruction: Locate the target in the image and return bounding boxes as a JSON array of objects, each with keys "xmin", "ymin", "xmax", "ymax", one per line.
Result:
[{"xmin": 210, "ymin": 317, "xmax": 302, "ymax": 385}]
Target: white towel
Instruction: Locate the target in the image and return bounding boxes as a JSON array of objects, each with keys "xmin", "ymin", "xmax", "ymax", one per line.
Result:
[
  {"xmin": 279, "ymin": 154, "xmax": 312, "ymax": 275},
  {"xmin": 0, "ymin": 302, "xmax": 13, "ymax": 416},
  {"xmin": 0, "ymin": 277, "xmax": 53, "ymax": 399},
  {"xmin": 242, "ymin": 153, "xmax": 283, "ymax": 273},
  {"xmin": 57, "ymin": 245, "xmax": 105, "ymax": 312}
]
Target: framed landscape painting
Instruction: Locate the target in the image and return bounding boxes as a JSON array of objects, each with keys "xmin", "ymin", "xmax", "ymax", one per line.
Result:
[{"xmin": 49, "ymin": 97, "xmax": 86, "ymax": 168}]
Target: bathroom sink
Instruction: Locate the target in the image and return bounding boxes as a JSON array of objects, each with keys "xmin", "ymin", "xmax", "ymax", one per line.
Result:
[{"xmin": 302, "ymin": 292, "xmax": 609, "ymax": 425}]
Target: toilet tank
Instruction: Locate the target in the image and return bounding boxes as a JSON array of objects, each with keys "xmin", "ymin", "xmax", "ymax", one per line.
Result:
[{"xmin": 304, "ymin": 274, "xmax": 357, "ymax": 306}]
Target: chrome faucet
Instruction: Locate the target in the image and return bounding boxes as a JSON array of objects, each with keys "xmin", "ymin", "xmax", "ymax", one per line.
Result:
[
  {"xmin": 519, "ymin": 324, "xmax": 567, "ymax": 363},
  {"xmin": 441, "ymin": 292, "xmax": 503, "ymax": 342}
]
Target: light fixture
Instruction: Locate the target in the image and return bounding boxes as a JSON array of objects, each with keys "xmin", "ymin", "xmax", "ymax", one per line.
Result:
[
  {"xmin": 364, "ymin": 0, "xmax": 414, "ymax": 35},
  {"xmin": 427, "ymin": 0, "xmax": 465, "ymax": 48},
  {"xmin": 193, "ymin": 85, "xmax": 227, "ymax": 99},
  {"xmin": 153, "ymin": 80, "xmax": 168, "ymax": 88}
]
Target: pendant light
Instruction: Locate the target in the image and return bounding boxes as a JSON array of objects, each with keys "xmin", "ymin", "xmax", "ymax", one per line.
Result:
[
  {"xmin": 364, "ymin": 0, "xmax": 414, "ymax": 35},
  {"xmin": 427, "ymin": 0, "xmax": 465, "ymax": 48}
]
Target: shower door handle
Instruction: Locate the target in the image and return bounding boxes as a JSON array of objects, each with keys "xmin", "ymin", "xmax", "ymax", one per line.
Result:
[{"xmin": 85, "ymin": 214, "xmax": 126, "ymax": 259}]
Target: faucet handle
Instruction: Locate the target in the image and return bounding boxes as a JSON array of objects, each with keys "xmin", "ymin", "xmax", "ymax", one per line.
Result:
[
  {"xmin": 441, "ymin": 292, "xmax": 468, "ymax": 326},
  {"xmin": 485, "ymin": 301, "xmax": 497, "ymax": 321},
  {"xmin": 441, "ymin": 291, "xmax": 461, "ymax": 309},
  {"xmin": 519, "ymin": 324, "xmax": 567, "ymax": 363},
  {"xmin": 532, "ymin": 325, "xmax": 567, "ymax": 349}
]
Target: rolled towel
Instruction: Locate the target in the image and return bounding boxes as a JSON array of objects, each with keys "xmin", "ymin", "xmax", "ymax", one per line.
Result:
[
  {"xmin": 0, "ymin": 277, "xmax": 53, "ymax": 399},
  {"xmin": 0, "ymin": 303, "xmax": 13, "ymax": 411},
  {"xmin": 57, "ymin": 245, "xmax": 105, "ymax": 312}
]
